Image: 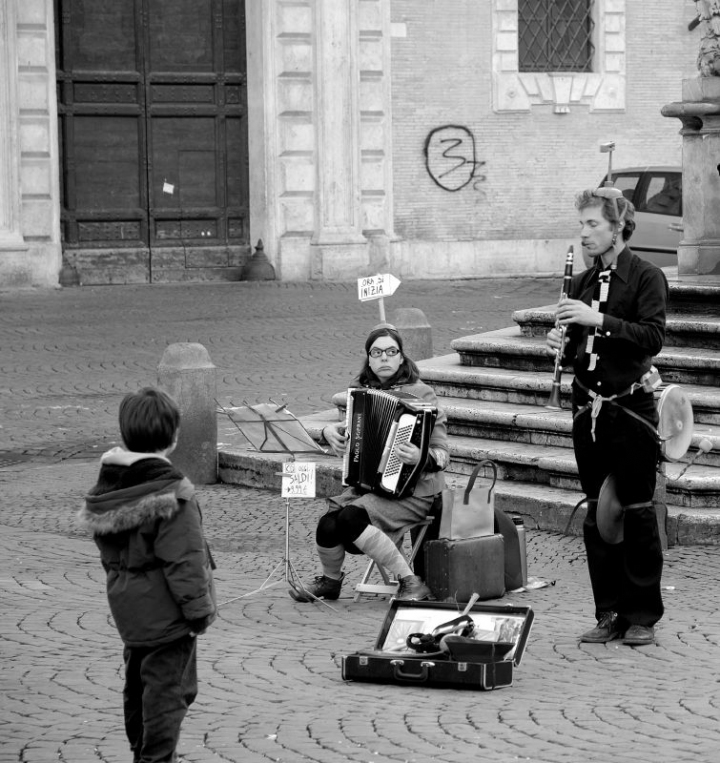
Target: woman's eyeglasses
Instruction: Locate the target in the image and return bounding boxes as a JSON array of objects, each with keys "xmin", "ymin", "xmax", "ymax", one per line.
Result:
[{"xmin": 369, "ymin": 347, "xmax": 400, "ymax": 358}]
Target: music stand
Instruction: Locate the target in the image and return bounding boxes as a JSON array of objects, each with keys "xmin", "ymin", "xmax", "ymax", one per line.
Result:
[
  {"xmin": 221, "ymin": 400, "xmax": 326, "ymax": 455},
  {"xmin": 217, "ymin": 401, "xmax": 337, "ymax": 610}
]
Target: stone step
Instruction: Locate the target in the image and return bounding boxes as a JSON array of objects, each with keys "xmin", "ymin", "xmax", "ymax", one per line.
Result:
[
  {"xmin": 442, "ymin": 398, "xmax": 577, "ymax": 449},
  {"xmin": 216, "ymin": 276, "xmax": 720, "ymax": 548},
  {"xmin": 418, "ymin": 353, "xmax": 720, "ymax": 426},
  {"xmin": 216, "ymin": 440, "xmax": 720, "ymax": 545},
  {"xmin": 306, "ymin": 395, "xmax": 720, "ymax": 473},
  {"xmin": 537, "ymin": 274, "xmax": 720, "ymax": 312},
  {"xmin": 450, "ymin": 326, "xmax": 720, "ymax": 386},
  {"xmin": 292, "ymin": 409, "xmax": 720, "ymax": 508},
  {"xmin": 446, "ymin": 433, "xmax": 720, "ymax": 509},
  {"xmin": 440, "ymin": 397, "xmax": 720, "ymax": 465},
  {"xmin": 512, "ymin": 304, "xmax": 720, "ymax": 350},
  {"xmin": 666, "ymin": 277, "xmax": 720, "ymax": 313}
]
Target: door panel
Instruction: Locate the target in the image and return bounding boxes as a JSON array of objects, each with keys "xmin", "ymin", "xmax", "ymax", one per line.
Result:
[
  {"xmin": 73, "ymin": 116, "xmax": 141, "ymax": 209},
  {"xmin": 56, "ymin": 0, "xmax": 248, "ymax": 283},
  {"xmin": 226, "ymin": 116, "xmax": 248, "ymax": 209},
  {"xmin": 150, "ymin": 118, "xmax": 218, "ymax": 209},
  {"xmin": 147, "ymin": 0, "xmax": 214, "ymax": 72},
  {"xmin": 631, "ymin": 171, "xmax": 682, "ymax": 268},
  {"xmin": 67, "ymin": 1, "xmax": 137, "ymax": 70}
]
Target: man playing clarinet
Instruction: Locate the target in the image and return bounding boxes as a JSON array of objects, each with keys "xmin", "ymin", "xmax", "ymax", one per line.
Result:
[{"xmin": 546, "ymin": 187, "xmax": 669, "ymax": 646}]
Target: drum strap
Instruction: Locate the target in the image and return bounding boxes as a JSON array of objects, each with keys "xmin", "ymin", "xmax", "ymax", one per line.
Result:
[
  {"xmin": 625, "ymin": 501, "xmax": 654, "ymax": 511},
  {"xmin": 564, "ymin": 497, "xmax": 595, "ymax": 535},
  {"xmin": 573, "ymin": 379, "xmax": 658, "ymax": 443}
]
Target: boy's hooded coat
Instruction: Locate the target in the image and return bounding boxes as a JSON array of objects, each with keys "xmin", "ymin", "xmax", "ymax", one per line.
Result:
[{"xmin": 78, "ymin": 448, "xmax": 217, "ymax": 647}]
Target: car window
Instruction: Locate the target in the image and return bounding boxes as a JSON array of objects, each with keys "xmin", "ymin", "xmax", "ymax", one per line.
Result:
[
  {"xmin": 636, "ymin": 173, "xmax": 682, "ymax": 216},
  {"xmin": 609, "ymin": 172, "xmax": 641, "ymax": 203}
]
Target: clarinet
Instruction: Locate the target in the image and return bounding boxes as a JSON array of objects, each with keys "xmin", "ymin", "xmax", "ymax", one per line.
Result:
[{"xmin": 546, "ymin": 246, "xmax": 574, "ymax": 410}]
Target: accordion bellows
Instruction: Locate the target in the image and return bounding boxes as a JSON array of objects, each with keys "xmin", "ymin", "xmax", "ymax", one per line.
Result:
[{"xmin": 342, "ymin": 387, "xmax": 437, "ymax": 498}]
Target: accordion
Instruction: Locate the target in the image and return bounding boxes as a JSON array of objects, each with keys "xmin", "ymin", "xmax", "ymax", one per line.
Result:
[{"xmin": 342, "ymin": 387, "xmax": 437, "ymax": 498}]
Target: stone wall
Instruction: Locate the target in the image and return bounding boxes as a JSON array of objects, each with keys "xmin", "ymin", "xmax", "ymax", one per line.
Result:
[
  {"xmin": 247, "ymin": 0, "xmax": 395, "ymax": 282},
  {"xmin": 388, "ymin": 0, "xmax": 698, "ymax": 278},
  {"xmin": 0, "ymin": 0, "xmax": 61, "ymax": 288},
  {"xmin": 0, "ymin": 0, "xmax": 705, "ymax": 287}
]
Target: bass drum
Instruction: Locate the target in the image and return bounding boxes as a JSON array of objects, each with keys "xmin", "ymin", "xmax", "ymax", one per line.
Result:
[{"xmin": 655, "ymin": 383, "xmax": 693, "ymax": 462}]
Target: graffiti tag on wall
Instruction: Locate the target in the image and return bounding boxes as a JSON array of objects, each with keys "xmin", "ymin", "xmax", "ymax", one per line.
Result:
[{"xmin": 423, "ymin": 125, "xmax": 486, "ymax": 192}]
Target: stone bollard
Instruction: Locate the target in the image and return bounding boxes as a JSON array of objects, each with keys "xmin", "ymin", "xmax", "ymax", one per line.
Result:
[
  {"xmin": 393, "ymin": 307, "xmax": 433, "ymax": 361},
  {"xmin": 157, "ymin": 343, "xmax": 218, "ymax": 485},
  {"xmin": 241, "ymin": 239, "xmax": 276, "ymax": 281}
]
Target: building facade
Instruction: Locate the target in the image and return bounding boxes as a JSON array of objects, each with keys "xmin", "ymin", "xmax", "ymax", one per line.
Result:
[{"xmin": 0, "ymin": 0, "xmax": 701, "ymax": 287}]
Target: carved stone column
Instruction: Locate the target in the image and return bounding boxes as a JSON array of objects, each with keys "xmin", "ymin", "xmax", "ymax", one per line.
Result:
[
  {"xmin": 661, "ymin": 1, "xmax": 720, "ymax": 280},
  {"xmin": 310, "ymin": 0, "xmax": 368, "ymax": 278},
  {"xmin": 662, "ymin": 83, "xmax": 720, "ymax": 280}
]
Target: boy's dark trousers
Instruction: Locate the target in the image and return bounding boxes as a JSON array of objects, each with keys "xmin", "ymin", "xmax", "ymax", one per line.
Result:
[{"xmin": 123, "ymin": 634, "xmax": 198, "ymax": 763}]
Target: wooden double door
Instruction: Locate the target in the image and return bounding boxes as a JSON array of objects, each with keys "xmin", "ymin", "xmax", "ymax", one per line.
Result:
[{"xmin": 55, "ymin": 0, "xmax": 249, "ymax": 283}]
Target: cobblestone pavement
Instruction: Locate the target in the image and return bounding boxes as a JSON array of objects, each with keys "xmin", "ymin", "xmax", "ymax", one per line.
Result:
[
  {"xmin": 1, "ymin": 279, "xmax": 719, "ymax": 763},
  {"xmin": 0, "ymin": 279, "xmax": 559, "ymax": 460}
]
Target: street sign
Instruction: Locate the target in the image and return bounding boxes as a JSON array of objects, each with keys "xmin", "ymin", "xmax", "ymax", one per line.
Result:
[{"xmin": 357, "ymin": 273, "xmax": 401, "ymax": 302}]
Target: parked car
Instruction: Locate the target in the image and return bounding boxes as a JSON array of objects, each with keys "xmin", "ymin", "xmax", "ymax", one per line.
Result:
[{"xmin": 593, "ymin": 166, "xmax": 683, "ymax": 269}]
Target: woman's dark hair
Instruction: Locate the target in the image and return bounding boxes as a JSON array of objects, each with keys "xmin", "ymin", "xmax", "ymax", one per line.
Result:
[
  {"xmin": 119, "ymin": 387, "xmax": 180, "ymax": 452},
  {"xmin": 357, "ymin": 326, "xmax": 421, "ymax": 388}
]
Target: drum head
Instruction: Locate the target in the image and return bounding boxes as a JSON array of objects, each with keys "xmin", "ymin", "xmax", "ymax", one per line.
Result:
[
  {"xmin": 597, "ymin": 474, "xmax": 624, "ymax": 545},
  {"xmin": 657, "ymin": 384, "xmax": 693, "ymax": 462}
]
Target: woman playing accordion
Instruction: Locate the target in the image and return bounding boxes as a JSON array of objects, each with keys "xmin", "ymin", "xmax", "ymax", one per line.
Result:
[{"xmin": 289, "ymin": 324, "xmax": 449, "ymax": 603}]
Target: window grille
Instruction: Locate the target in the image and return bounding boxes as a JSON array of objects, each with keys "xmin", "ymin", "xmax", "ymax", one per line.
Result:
[{"xmin": 519, "ymin": 0, "xmax": 595, "ymax": 73}]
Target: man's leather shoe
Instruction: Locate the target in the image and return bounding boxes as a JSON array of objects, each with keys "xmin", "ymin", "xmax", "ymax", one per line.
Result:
[
  {"xmin": 580, "ymin": 612, "xmax": 623, "ymax": 643},
  {"xmin": 623, "ymin": 624, "xmax": 655, "ymax": 646}
]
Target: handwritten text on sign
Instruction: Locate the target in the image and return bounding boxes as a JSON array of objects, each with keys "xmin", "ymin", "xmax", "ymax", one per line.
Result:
[
  {"xmin": 357, "ymin": 273, "xmax": 401, "ymax": 302},
  {"xmin": 281, "ymin": 461, "xmax": 316, "ymax": 498}
]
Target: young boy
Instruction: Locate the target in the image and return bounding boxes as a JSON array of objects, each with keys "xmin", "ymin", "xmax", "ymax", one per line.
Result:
[{"xmin": 78, "ymin": 387, "xmax": 217, "ymax": 763}]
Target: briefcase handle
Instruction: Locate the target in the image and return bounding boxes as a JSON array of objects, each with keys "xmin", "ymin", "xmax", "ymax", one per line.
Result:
[
  {"xmin": 390, "ymin": 659, "xmax": 435, "ymax": 683},
  {"xmin": 464, "ymin": 460, "xmax": 498, "ymax": 504}
]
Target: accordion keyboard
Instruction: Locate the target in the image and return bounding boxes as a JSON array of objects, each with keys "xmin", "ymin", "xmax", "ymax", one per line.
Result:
[{"xmin": 379, "ymin": 413, "xmax": 417, "ymax": 493}]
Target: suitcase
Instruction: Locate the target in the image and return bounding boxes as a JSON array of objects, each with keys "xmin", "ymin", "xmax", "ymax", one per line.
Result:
[
  {"xmin": 424, "ymin": 534, "xmax": 505, "ymax": 602},
  {"xmin": 342, "ymin": 599, "xmax": 533, "ymax": 690}
]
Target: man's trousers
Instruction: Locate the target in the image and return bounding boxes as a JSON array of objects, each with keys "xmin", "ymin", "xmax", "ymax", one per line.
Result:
[{"xmin": 572, "ymin": 389, "xmax": 664, "ymax": 627}]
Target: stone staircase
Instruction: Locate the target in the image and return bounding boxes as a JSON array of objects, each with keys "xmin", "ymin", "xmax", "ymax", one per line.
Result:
[{"xmin": 218, "ymin": 278, "xmax": 720, "ymax": 546}]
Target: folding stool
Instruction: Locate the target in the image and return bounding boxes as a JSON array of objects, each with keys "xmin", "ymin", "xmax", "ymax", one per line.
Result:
[{"xmin": 353, "ymin": 513, "xmax": 435, "ymax": 602}]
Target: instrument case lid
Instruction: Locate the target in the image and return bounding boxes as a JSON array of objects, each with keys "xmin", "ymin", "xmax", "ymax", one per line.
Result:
[{"xmin": 368, "ymin": 599, "xmax": 534, "ymax": 667}]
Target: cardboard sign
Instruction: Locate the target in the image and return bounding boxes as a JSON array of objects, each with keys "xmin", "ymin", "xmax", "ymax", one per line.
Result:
[
  {"xmin": 281, "ymin": 461, "xmax": 316, "ymax": 498},
  {"xmin": 357, "ymin": 273, "xmax": 401, "ymax": 302}
]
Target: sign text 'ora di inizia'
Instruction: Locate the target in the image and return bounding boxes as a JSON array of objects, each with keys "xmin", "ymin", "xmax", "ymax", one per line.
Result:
[{"xmin": 357, "ymin": 273, "xmax": 401, "ymax": 302}]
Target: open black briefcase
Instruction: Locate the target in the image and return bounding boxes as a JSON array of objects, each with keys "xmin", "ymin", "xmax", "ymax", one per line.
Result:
[{"xmin": 342, "ymin": 599, "xmax": 533, "ymax": 690}]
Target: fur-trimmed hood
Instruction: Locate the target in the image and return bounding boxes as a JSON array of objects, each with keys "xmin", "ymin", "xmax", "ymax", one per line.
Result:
[
  {"xmin": 79, "ymin": 447, "xmax": 215, "ymax": 649},
  {"xmin": 78, "ymin": 448, "xmax": 194, "ymax": 536}
]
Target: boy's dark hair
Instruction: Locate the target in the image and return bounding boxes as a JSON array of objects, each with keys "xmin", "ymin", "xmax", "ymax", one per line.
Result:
[{"xmin": 119, "ymin": 387, "xmax": 180, "ymax": 453}]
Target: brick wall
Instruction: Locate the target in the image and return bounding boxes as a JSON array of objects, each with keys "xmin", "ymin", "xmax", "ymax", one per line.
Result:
[{"xmin": 390, "ymin": 0, "xmax": 697, "ymax": 253}]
